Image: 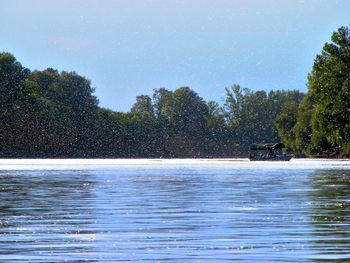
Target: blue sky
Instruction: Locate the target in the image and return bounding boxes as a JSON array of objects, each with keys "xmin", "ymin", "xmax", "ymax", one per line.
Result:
[{"xmin": 0, "ymin": 0, "xmax": 349, "ymax": 111}]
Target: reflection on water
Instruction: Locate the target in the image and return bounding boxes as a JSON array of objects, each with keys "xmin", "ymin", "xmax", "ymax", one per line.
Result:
[
  {"xmin": 309, "ymin": 170, "xmax": 350, "ymax": 262},
  {"xmin": 0, "ymin": 171, "xmax": 96, "ymax": 262},
  {"xmin": 0, "ymin": 160, "xmax": 349, "ymax": 262}
]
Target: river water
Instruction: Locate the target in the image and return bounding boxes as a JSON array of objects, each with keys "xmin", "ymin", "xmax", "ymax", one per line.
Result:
[{"xmin": 0, "ymin": 159, "xmax": 350, "ymax": 262}]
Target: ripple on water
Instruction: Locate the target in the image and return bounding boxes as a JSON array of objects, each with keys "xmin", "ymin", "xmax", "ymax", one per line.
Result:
[{"xmin": 0, "ymin": 159, "xmax": 349, "ymax": 261}]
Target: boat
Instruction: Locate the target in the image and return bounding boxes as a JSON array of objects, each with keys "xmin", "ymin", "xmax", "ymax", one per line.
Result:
[{"xmin": 249, "ymin": 143, "xmax": 293, "ymax": 161}]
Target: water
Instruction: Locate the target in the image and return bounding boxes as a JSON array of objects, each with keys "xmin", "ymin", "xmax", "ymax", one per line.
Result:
[{"xmin": 0, "ymin": 159, "xmax": 350, "ymax": 262}]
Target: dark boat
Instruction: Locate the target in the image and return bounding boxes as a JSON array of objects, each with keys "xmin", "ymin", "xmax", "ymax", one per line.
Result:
[{"xmin": 249, "ymin": 143, "xmax": 293, "ymax": 161}]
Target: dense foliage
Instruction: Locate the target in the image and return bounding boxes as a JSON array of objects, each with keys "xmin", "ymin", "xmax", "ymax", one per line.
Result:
[
  {"xmin": 0, "ymin": 52, "xmax": 306, "ymax": 158},
  {"xmin": 275, "ymin": 25, "xmax": 350, "ymax": 157},
  {"xmin": 3, "ymin": 25, "xmax": 348, "ymax": 158}
]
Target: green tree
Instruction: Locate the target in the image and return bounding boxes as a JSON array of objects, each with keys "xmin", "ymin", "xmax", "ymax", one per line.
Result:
[
  {"xmin": 148, "ymin": 87, "xmax": 212, "ymax": 157},
  {"xmin": 224, "ymin": 85, "xmax": 304, "ymax": 155},
  {"xmin": 223, "ymin": 84, "xmax": 244, "ymax": 127},
  {"xmin": 292, "ymin": 94, "xmax": 315, "ymax": 154},
  {"xmin": 95, "ymin": 108, "xmax": 126, "ymax": 157},
  {"xmin": 28, "ymin": 69, "xmax": 78, "ymax": 155},
  {"xmin": 130, "ymin": 95, "xmax": 154, "ymax": 118},
  {"xmin": 273, "ymin": 91, "xmax": 306, "ymax": 153},
  {"xmin": 274, "ymin": 101, "xmax": 299, "ymax": 152},
  {"xmin": 0, "ymin": 53, "xmax": 30, "ymax": 154},
  {"xmin": 58, "ymin": 71, "xmax": 99, "ymax": 155},
  {"xmin": 167, "ymin": 87, "xmax": 210, "ymax": 156},
  {"xmin": 151, "ymin": 88, "xmax": 174, "ymax": 156},
  {"xmin": 307, "ymin": 25, "xmax": 350, "ymax": 154},
  {"xmin": 206, "ymin": 100, "xmax": 230, "ymax": 156}
]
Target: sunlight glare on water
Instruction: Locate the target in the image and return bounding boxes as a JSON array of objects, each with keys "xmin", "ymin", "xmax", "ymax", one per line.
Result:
[
  {"xmin": 0, "ymin": 158, "xmax": 349, "ymax": 170},
  {"xmin": 0, "ymin": 159, "xmax": 350, "ymax": 262}
]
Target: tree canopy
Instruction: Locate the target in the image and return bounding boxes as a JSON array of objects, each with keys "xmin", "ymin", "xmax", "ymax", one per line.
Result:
[
  {"xmin": 275, "ymin": 25, "xmax": 350, "ymax": 157},
  {"xmin": 2, "ymin": 24, "xmax": 350, "ymax": 158}
]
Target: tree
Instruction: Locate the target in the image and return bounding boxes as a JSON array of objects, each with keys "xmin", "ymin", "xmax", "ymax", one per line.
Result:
[
  {"xmin": 95, "ymin": 108, "xmax": 126, "ymax": 157},
  {"xmin": 273, "ymin": 91, "xmax": 306, "ymax": 153},
  {"xmin": 224, "ymin": 85, "xmax": 304, "ymax": 155},
  {"xmin": 27, "ymin": 69, "xmax": 78, "ymax": 155},
  {"xmin": 292, "ymin": 94, "xmax": 315, "ymax": 154},
  {"xmin": 274, "ymin": 102, "xmax": 298, "ymax": 149},
  {"xmin": 0, "ymin": 53, "xmax": 30, "ymax": 154},
  {"xmin": 306, "ymin": 25, "xmax": 350, "ymax": 153},
  {"xmin": 223, "ymin": 84, "xmax": 244, "ymax": 127},
  {"xmin": 130, "ymin": 95, "xmax": 154, "ymax": 118},
  {"xmin": 277, "ymin": 25, "xmax": 350, "ymax": 156},
  {"xmin": 0, "ymin": 51, "xmax": 316, "ymax": 157},
  {"xmin": 58, "ymin": 71, "xmax": 99, "ymax": 154},
  {"xmin": 206, "ymin": 100, "xmax": 230, "ymax": 156},
  {"xmin": 152, "ymin": 87, "xmax": 173, "ymax": 119},
  {"xmin": 167, "ymin": 87, "xmax": 210, "ymax": 156}
]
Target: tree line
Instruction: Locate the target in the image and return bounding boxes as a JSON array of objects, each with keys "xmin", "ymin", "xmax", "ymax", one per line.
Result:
[
  {"xmin": 0, "ymin": 25, "xmax": 348, "ymax": 158},
  {"xmin": 274, "ymin": 25, "xmax": 350, "ymax": 158}
]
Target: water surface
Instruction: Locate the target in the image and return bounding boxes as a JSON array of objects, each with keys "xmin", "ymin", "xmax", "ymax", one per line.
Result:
[{"xmin": 0, "ymin": 159, "xmax": 350, "ymax": 262}]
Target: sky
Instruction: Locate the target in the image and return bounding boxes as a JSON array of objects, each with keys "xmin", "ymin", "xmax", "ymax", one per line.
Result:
[{"xmin": 0, "ymin": 0, "xmax": 349, "ymax": 111}]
